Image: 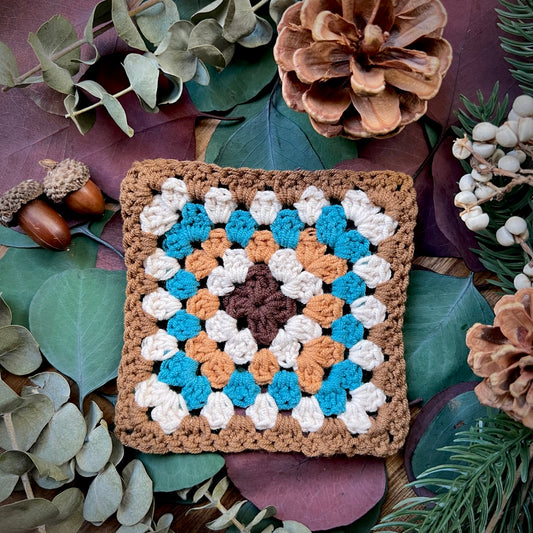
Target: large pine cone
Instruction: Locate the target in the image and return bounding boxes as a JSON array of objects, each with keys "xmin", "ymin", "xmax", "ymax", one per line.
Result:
[
  {"xmin": 467, "ymin": 288, "xmax": 533, "ymax": 428},
  {"xmin": 273, "ymin": 0, "xmax": 452, "ymax": 139}
]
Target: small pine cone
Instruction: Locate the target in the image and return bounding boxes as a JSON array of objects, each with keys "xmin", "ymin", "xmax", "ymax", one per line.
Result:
[
  {"xmin": 273, "ymin": 0, "xmax": 452, "ymax": 139},
  {"xmin": 466, "ymin": 288, "xmax": 533, "ymax": 428},
  {"xmin": 42, "ymin": 158, "xmax": 91, "ymax": 203}
]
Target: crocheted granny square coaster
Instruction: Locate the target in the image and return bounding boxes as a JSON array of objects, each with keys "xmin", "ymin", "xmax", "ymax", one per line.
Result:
[{"xmin": 116, "ymin": 160, "xmax": 416, "ymax": 457}]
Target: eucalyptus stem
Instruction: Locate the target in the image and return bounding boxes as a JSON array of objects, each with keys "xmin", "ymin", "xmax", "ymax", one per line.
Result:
[
  {"xmin": 4, "ymin": 412, "xmax": 46, "ymax": 533},
  {"xmin": 7, "ymin": 0, "xmax": 163, "ymax": 89},
  {"xmin": 252, "ymin": 0, "xmax": 270, "ymax": 12},
  {"xmin": 205, "ymin": 490, "xmax": 247, "ymax": 532},
  {"xmin": 65, "ymin": 86, "xmax": 133, "ymax": 119}
]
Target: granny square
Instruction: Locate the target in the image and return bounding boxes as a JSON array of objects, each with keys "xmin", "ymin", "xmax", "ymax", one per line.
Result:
[{"xmin": 116, "ymin": 160, "xmax": 416, "ymax": 457}]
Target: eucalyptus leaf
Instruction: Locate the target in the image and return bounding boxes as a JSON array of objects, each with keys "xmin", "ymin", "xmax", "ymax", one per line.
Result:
[
  {"xmin": 109, "ymin": 430, "xmax": 125, "ymax": 466},
  {"xmin": 0, "ymin": 471, "xmax": 18, "ymax": 503},
  {"xmin": 190, "ymin": 0, "xmax": 229, "ymax": 25},
  {"xmin": 33, "ymin": 459, "xmax": 76, "ymax": 490},
  {"xmin": 212, "ymin": 476, "xmax": 229, "ymax": 501},
  {"xmin": 0, "ymin": 325, "xmax": 42, "ymax": 375},
  {"xmin": 34, "ymin": 14, "xmax": 81, "ymax": 73},
  {"xmin": 30, "ymin": 403, "xmax": 86, "ymax": 465},
  {"xmin": 227, "ymin": 501, "xmax": 279, "ymax": 533},
  {"xmin": 0, "ymin": 377, "xmax": 24, "ymax": 414},
  {"xmin": 157, "ymin": 72, "xmax": 184, "ymax": 106},
  {"xmin": 117, "ymin": 525, "xmax": 151, "ymax": 533},
  {"xmin": 137, "ymin": 452, "xmax": 224, "ymax": 491},
  {"xmin": 157, "ymin": 513, "xmax": 174, "ymax": 529},
  {"xmin": 281, "ymin": 522, "xmax": 312, "ymax": 533},
  {"xmin": 29, "ymin": 268, "xmax": 127, "ymax": 403},
  {"xmin": 47, "ymin": 487, "xmax": 85, "ymax": 533},
  {"xmin": 83, "ymin": 463, "xmax": 123, "ymax": 523},
  {"xmin": 0, "ymin": 41, "xmax": 19, "ymax": 86},
  {"xmin": 82, "ymin": 0, "xmax": 112, "ymax": 65},
  {"xmin": 269, "ymin": 0, "xmax": 297, "ymax": 23},
  {"xmin": 222, "ymin": 0, "xmax": 256, "ymax": 43},
  {"xmin": 76, "ymin": 80, "xmax": 134, "ymax": 136},
  {"xmin": 188, "ymin": 19, "xmax": 235, "ymax": 69},
  {"xmin": 0, "ymin": 450, "xmax": 70, "ymax": 482},
  {"xmin": 117, "ymin": 459, "xmax": 153, "ymax": 526},
  {"xmin": 206, "ymin": 500, "xmax": 246, "ymax": 530},
  {"xmin": 0, "ymin": 394, "xmax": 54, "ymax": 451},
  {"xmin": 0, "ymin": 295, "xmax": 12, "ymax": 327},
  {"xmin": 84, "ymin": 400, "xmax": 104, "ymax": 433},
  {"xmin": 403, "ymin": 271, "xmax": 494, "ymax": 402},
  {"xmin": 123, "ymin": 54, "xmax": 159, "ymax": 109},
  {"xmin": 245, "ymin": 506, "xmax": 277, "ymax": 530},
  {"xmin": 0, "ymin": 225, "xmax": 38, "ymax": 248},
  {"xmin": 238, "ymin": 16, "xmax": 273, "ymax": 48},
  {"xmin": 112, "ymin": 0, "xmax": 148, "ymax": 51},
  {"xmin": 75, "ymin": 424, "xmax": 112, "ymax": 474},
  {"xmin": 135, "ymin": 0, "xmax": 180, "ymax": 45},
  {"xmin": 27, "ymin": 32, "xmax": 75, "ymax": 95},
  {"xmin": 215, "ymin": 93, "xmax": 323, "ymax": 170},
  {"xmin": 23, "ymin": 372, "xmax": 70, "ymax": 411},
  {"xmin": 0, "ymin": 498, "xmax": 59, "ymax": 532},
  {"xmin": 64, "ymin": 90, "xmax": 97, "ymax": 135}
]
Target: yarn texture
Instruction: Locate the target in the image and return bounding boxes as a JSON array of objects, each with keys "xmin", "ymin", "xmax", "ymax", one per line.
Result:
[{"xmin": 116, "ymin": 160, "xmax": 416, "ymax": 457}]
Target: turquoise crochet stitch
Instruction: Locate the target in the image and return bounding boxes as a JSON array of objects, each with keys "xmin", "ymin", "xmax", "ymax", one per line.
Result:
[
  {"xmin": 315, "ymin": 380, "xmax": 347, "ymax": 416},
  {"xmin": 271, "ymin": 209, "xmax": 304, "ymax": 249},
  {"xmin": 182, "ymin": 376, "xmax": 211, "ymax": 410},
  {"xmin": 162, "ymin": 225, "xmax": 194, "ymax": 259},
  {"xmin": 316, "ymin": 205, "xmax": 347, "ymax": 247},
  {"xmin": 331, "ymin": 314, "xmax": 363, "ymax": 348},
  {"xmin": 226, "ymin": 210, "xmax": 258, "ymax": 247},
  {"xmin": 180, "ymin": 203, "xmax": 213, "ymax": 242},
  {"xmin": 334, "ymin": 230, "xmax": 370, "ymax": 262},
  {"xmin": 167, "ymin": 269, "xmax": 199, "ymax": 300},
  {"xmin": 223, "ymin": 370, "xmax": 260, "ymax": 408},
  {"xmin": 268, "ymin": 370, "xmax": 301, "ymax": 410},
  {"xmin": 158, "ymin": 351, "xmax": 198, "ymax": 387},
  {"xmin": 332, "ymin": 272, "xmax": 366, "ymax": 304},
  {"xmin": 329, "ymin": 360, "xmax": 362, "ymax": 390},
  {"xmin": 167, "ymin": 310, "xmax": 201, "ymax": 341}
]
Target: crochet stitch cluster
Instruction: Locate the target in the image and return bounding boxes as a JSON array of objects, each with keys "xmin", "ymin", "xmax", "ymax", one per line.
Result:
[{"xmin": 135, "ymin": 178, "xmax": 395, "ymax": 436}]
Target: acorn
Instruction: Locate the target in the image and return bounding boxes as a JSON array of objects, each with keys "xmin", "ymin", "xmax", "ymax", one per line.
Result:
[
  {"xmin": 41, "ymin": 158, "xmax": 105, "ymax": 216},
  {"xmin": 0, "ymin": 180, "xmax": 71, "ymax": 250}
]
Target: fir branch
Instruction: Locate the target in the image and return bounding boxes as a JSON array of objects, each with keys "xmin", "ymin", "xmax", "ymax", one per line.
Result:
[
  {"xmin": 374, "ymin": 414, "xmax": 533, "ymax": 533},
  {"xmin": 497, "ymin": 0, "xmax": 533, "ymax": 96}
]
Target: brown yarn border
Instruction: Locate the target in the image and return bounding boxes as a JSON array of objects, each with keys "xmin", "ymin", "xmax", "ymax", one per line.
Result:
[{"xmin": 116, "ymin": 160, "xmax": 417, "ymax": 457}]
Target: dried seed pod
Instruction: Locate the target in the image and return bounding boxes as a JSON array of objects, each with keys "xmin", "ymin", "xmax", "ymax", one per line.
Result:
[
  {"xmin": 452, "ymin": 138, "xmax": 473, "ymax": 159},
  {"xmin": 42, "ymin": 158, "xmax": 105, "ymax": 216},
  {"xmin": 512, "ymin": 94, "xmax": 533, "ymax": 117},
  {"xmin": 514, "ymin": 273, "xmax": 531, "ymax": 290},
  {"xmin": 472, "ymin": 122, "xmax": 498, "ymax": 142},
  {"xmin": 518, "ymin": 117, "xmax": 533, "ymax": 142},
  {"xmin": 460, "ymin": 206, "xmax": 482, "ymax": 221},
  {"xmin": 0, "ymin": 180, "xmax": 71, "ymax": 250},
  {"xmin": 454, "ymin": 191, "xmax": 477, "ymax": 207},
  {"xmin": 505, "ymin": 216, "xmax": 528, "ymax": 236},
  {"xmin": 495, "ymin": 123, "xmax": 519, "ymax": 147},
  {"xmin": 495, "ymin": 226, "xmax": 515, "ymax": 247},
  {"xmin": 498, "ymin": 155, "xmax": 521, "ymax": 173},
  {"xmin": 464, "ymin": 212, "xmax": 489, "ymax": 232},
  {"xmin": 472, "ymin": 142, "xmax": 496, "ymax": 159},
  {"xmin": 458, "ymin": 173, "xmax": 475, "ymax": 192}
]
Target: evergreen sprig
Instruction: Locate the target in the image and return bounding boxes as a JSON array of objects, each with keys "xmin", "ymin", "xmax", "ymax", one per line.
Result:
[
  {"xmin": 497, "ymin": 0, "xmax": 533, "ymax": 96},
  {"xmin": 452, "ymin": 83, "xmax": 533, "ymax": 293},
  {"xmin": 373, "ymin": 413, "xmax": 533, "ymax": 533}
]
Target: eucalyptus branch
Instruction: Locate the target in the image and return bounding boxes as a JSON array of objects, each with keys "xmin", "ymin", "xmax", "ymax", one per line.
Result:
[
  {"xmin": 6, "ymin": 0, "xmax": 163, "ymax": 90},
  {"xmin": 4, "ymin": 412, "xmax": 46, "ymax": 533},
  {"xmin": 204, "ymin": 489, "xmax": 248, "ymax": 531},
  {"xmin": 252, "ymin": 0, "xmax": 270, "ymax": 12},
  {"xmin": 65, "ymin": 86, "xmax": 133, "ymax": 119}
]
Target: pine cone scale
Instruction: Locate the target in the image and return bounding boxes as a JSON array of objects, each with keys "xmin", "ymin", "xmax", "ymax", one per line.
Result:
[
  {"xmin": 351, "ymin": 87, "xmax": 401, "ymax": 133},
  {"xmin": 293, "ymin": 42, "xmax": 353, "ymax": 84},
  {"xmin": 303, "ymin": 83, "xmax": 351, "ymax": 123}
]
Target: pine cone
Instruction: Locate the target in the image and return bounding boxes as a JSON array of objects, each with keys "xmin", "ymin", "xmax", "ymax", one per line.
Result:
[
  {"xmin": 466, "ymin": 288, "xmax": 533, "ymax": 428},
  {"xmin": 273, "ymin": 0, "xmax": 452, "ymax": 139}
]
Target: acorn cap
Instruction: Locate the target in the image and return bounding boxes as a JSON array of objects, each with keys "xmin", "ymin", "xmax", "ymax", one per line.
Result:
[
  {"xmin": 42, "ymin": 158, "xmax": 91, "ymax": 203},
  {"xmin": 0, "ymin": 180, "xmax": 44, "ymax": 226}
]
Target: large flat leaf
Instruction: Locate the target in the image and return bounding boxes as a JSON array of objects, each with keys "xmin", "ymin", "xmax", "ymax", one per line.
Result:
[
  {"xmin": 29, "ymin": 268, "xmax": 126, "ymax": 402},
  {"xmin": 83, "ymin": 463, "xmax": 123, "ymax": 524},
  {"xmin": 403, "ymin": 270, "xmax": 494, "ymax": 402},
  {"xmin": 117, "ymin": 459, "xmax": 153, "ymax": 526},
  {"xmin": 47, "ymin": 488, "xmax": 85, "ymax": 533},
  {"xmin": 0, "ymin": 498, "xmax": 59, "ymax": 532},
  {"xmin": 137, "ymin": 452, "xmax": 225, "ymax": 492},
  {"xmin": 214, "ymin": 91, "xmax": 323, "ymax": 170},
  {"xmin": 225, "ymin": 453, "xmax": 386, "ymax": 531}
]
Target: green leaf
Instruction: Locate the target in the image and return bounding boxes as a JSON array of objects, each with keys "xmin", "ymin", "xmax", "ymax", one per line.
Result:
[
  {"xmin": 403, "ymin": 271, "xmax": 494, "ymax": 402},
  {"xmin": 34, "ymin": 15, "xmax": 81, "ymax": 73},
  {"xmin": 75, "ymin": 423, "xmax": 113, "ymax": 475},
  {"xmin": 0, "ymin": 394, "xmax": 54, "ymax": 451},
  {"xmin": 0, "ymin": 325, "xmax": 42, "ymax": 375},
  {"xmin": 137, "ymin": 452, "xmax": 224, "ymax": 491},
  {"xmin": 0, "ymin": 377, "xmax": 24, "ymax": 413},
  {"xmin": 186, "ymin": 45, "xmax": 276, "ymax": 111},
  {"xmin": 30, "ymin": 403, "xmax": 86, "ymax": 465},
  {"xmin": 27, "ymin": 31, "xmax": 75, "ymax": 94},
  {"xmin": 212, "ymin": 476, "xmax": 229, "ymax": 501},
  {"xmin": 215, "ymin": 92, "xmax": 323, "ymax": 170},
  {"xmin": 188, "ymin": 19, "xmax": 235, "ymax": 69},
  {"xmin": 0, "ymin": 41, "xmax": 19, "ymax": 87},
  {"xmin": 238, "ymin": 17, "xmax": 273, "ymax": 48},
  {"xmin": 83, "ymin": 463, "xmax": 123, "ymax": 524},
  {"xmin": 0, "ymin": 295, "xmax": 12, "ymax": 327},
  {"xmin": 76, "ymin": 80, "xmax": 134, "ymax": 136},
  {"xmin": 135, "ymin": 0, "xmax": 180, "ymax": 45},
  {"xmin": 227, "ymin": 501, "xmax": 280, "ymax": 533},
  {"xmin": 0, "ymin": 470, "xmax": 18, "ymax": 503},
  {"xmin": 123, "ymin": 54, "xmax": 159, "ymax": 109},
  {"xmin": 0, "ymin": 450, "xmax": 70, "ymax": 482},
  {"xmin": 33, "ymin": 458, "xmax": 76, "ymax": 490},
  {"xmin": 29, "ymin": 268, "xmax": 126, "ymax": 403},
  {"xmin": 64, "ymin": 91, "xmax": 97, "ymax": 135},
  {"xmin": 47, "ymin": 487, "xmax": 85, "ymax": 533},
  {"xmin": 245, "ymin": 506, "xmax": 277, "ymax": 531},
  {"xmin": 117, "ymin": 459, "xmax": 153, "ymax": 526},
  {"xmin": 23, "ymin": 372, "xmax": 70, "ymax": 411},
  {"xmin": 411, "ymin": 391, "xmax": 492, "ymax": 492},
  {"xmin": 0, "ymin": 225, "xmax": 39, "ymax": 248},
  {"xmin": 0, "ymin": 498, "xmax": 59, "ymax": 532},
  {"xmin": 112, "ymin": 0, "xmax": 148, "ymax": 51}
]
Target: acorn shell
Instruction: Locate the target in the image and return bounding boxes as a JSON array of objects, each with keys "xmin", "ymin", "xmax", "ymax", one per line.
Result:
[
  {"xmin": 0, "ymin": 180, "xmax": 44, "ymax": 226},
  {"xmin": 42, "ymin": 158, "xmax": 91, "ymax": 203}
]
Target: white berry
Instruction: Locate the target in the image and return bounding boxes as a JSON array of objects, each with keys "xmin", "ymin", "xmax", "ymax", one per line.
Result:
[
  {"xmin": 460, "ymin": 206, "xmax": 483, "ymax": 221},
  {"xmin": 496, "ymin": 226, "xmax": 515, "ymax": 246},
  {"xmin": 514, "ymin": 273, "xmax": 532, "ymax": 290},
  {"xmin": 454, "ymin": 191, "xmax": 477, "ymax": 207},
  {"xmin": 512, "ymin": 94, "xmax": 533, "ymax": 117},
  {"xmin": 496, "ymin": 123, "xmax": 519, "ymax": 147},
  {"xmin": 518, "ymin": 117, "xmax": 533, "ymax": 142},
  {"xmin": 507, "ymin": 149, "xmax": 526, "ymax": 164},
  {"xmin": 459, "ymin": 174, "xmax": 475, "ymax": 192},
  {"xmin": 505, "ymin": 216, "xmax": 528, "ymax": 235},
  {"xmin": 474, "ymin": 185, "xmax": 493, "ymax": 200},
  {"xmin": 472, "ymin": 142, "xmax": 496, "ymax": 159},
  {"xmin": 452, "ymin": 139, "xmax": 472, "ymax": 159},
  {"xmin": 523, "ymin": 263, "xmax": 533, "ymax": 277},
  {"xmin": 508, "ymin": 109, "xmax": 521, "ymax": 122},
  {"xmin": 490, "ymin": 148, "xmax": 505, "ymax": 164},
  {"xmin": 472, "ymin": 122, "xmax": 498, "ymax": 142},
  {"xmin": 471, "ymin": 168, "xmax": 492, "ymax": 183},
  {"xmin": 465, "ymin": 213, "xmax": 489, "ymax": 232},
  {"xmin": 498, "ymin": 155, "xmax": 521, "ymax": 173}
]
